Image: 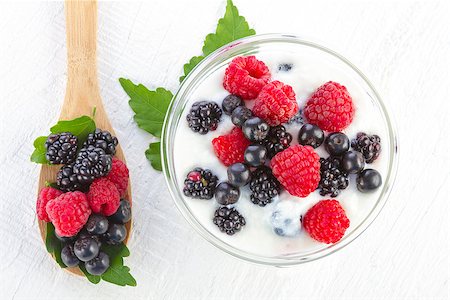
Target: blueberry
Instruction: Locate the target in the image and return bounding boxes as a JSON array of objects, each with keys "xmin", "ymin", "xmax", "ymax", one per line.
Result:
[
  {"xmin": 324, "ymin": 132, "xmax": 350, "ymax": 156},
  {"xmin": 73, "ymin": 236, "xmax": 100, "ymax": 262},
  {"xmin": 110, "ymin": 199, "xmax": 132, "ymax": 224},
  {"xmin": 61, "ymin": 244, "xmax": 80, "ymax": 267},
  {"xmin": 227, "ymin": 163, "xmax": 250, "ymax": 187},
  {"xmin": 270, "ymin": 201, "xmax": 302, "ymax": 237},
  {"xmin": 242, "ymin": 117, "xmax": 270, "ymax": 142},
  {"xmin": 85, "ymin": 252, "xmax": 110, "ymax": 276},
  {"xmin": 278, "ymin": 63, "xmax": 293, "ymax": 72},
  {"xmin": 298, "ymin": 124, "xmax": 324, "ymax": 148},
  {"xmin": 55, "ymin": 231, "xmax": 75, "ymax": 243},
  {"xmin": 222, "ymin": 95, "xmax": 243, "ymax": 115},
  {"xmin": 231, "ymin": 106, "xmax": 252, "ymax": 127},
  {"xmin": 341, "ymin": 151, "xmax": 365, "ymax": 174},
  {"xmin": 85, "ymin": 214, "xmax": 109, "ymax": 235},
  {"xmin": 357, "ymin": 169, "xmax": 382, "ymax": 192},
  {"xmin": 103, "ymin": 224, "xmax": 127, "ymax": 245},
  {"xmin": 244, "ymin": 145, "xmax": 267, "ymax": 167},
  {"xmin": 214, "ymin": 182, "xmax": 240, "ymax": 205}
]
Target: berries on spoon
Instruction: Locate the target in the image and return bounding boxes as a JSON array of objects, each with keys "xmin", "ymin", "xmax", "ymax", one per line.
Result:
[
  {"xmin": 110, "ymin": 199, "xmax": 132, "ymax": 224},
  {"xmin": 74, "ymin": 236, "xmax": 100, "ymax": 262},
  {"xmin": 85, "ymin": 214, "xmax": 109, "ymax": 235},
  {"xmin": 242, "ymin": 117, "xmax": 270, "ymax": 142},
  {"xmin": 298, "ymin": 123, "xmax": 324, "ymax": 148},
  {"xmin": 341, "ymin": 151, "xmax": 365, "ymax": 174},
  {"xmin": 104, "ymin": 224, "xmax": 127, "ymax": 245},
  {"xmin": 61, "ymin": 244, "xmax": 80, "ymax": 267},
  {"xmin": 356, "ymin": 169, "xmax": 382, "ymax": 192},
  {"xmin": 244, "ymin": 145, "xmax": 267, "ymax": 167},
  {"xmin": 227, "ymin": 163, "xmax": 250, "ymax": 187},
  {"xmin": 85, "ymin": 252, "xmax": 110, "ymax": 276},
  {"xmin": 324, "ymin": 132, "xmax": 350, "ymax": 156},
  {"xmin": 215, "ymin": 182, "xmax": 240, "ymax": 205},
  {"xmin": 222, "ymin": 94, "xmax": 243, "ymax": 115},
  {"xmin": 45, "ymin": 132, "xmax": 78, "ymax": 164}
]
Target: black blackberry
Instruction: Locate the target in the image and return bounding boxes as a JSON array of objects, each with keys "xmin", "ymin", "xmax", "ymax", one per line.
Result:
[
  {"xmin": 84, "ymin": 129, "xmax": 118, "ymax": 155},
  {"xmin": 183, "ymin": 168, "xmax": 218, "ymax": 199},
  {"xmin": 213, "ymin": 207, "xmax": 246, "ymax": 235},
  {"xmin": 186, "ymin": 101, "xmax": 222, "ymax": 134},
  {"xmin": 249, "ymin": 166, "xmax": 281, "ymax": 207},
  {"xmin": 351, "ymin": 132, "xmax": 381, "ymax": 163},
  {"xmin": 318, "ymin": 157, "xmax": 349, "ymax": 197},
  {"xmin": 56, "ymin": 164, "xmax": 86, "ymax": 192},
  {"xmin": 261, "ymin": 125, "xmax": 292, "ymax": 158},
  {"xmin": 72, "ymin": 146, "xmax": 112, "ymax": 185},
  {"xmin": 288, "ymin": 110, "xmax": 304, "ymax": 125},
  {"xmin": 45, "ymin": 132, "xmax": 78, "ymax": 164}
]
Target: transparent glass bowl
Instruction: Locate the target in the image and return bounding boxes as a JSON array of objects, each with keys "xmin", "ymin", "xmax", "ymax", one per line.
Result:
[{"xmin": 161, "ymin": 34, "xmax": 399, "ymax": 266}]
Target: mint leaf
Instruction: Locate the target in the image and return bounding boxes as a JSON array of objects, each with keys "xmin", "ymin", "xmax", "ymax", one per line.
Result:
[
  {"xmin": 179, "ymin": 55, "xmax": 204, "ymax": 83},
  {"xmin": 120, "ymin": 78, "xmax": 173, "ymax": 138},
  {"xmin": 45, "ymin": 223, "xmax": 66, "ymax": 268},
  {"xmin": 202, "ymin": 0, "xmax": 255, "ymax": 55},
  {"xmin": 102, "ymin": 243, "xmax": 130, "ymax": 258},
  {"xmin": 31, "ymin": 136, "xmax": 49, "ymax": 164},
  {"xmin": 50, "ymin": 116, "xmax": 96, "ymax": 145},
  {"xmin": 102, "ymin": 264, "xmax": 136, "ymax": 287},
  {"xmin": 145, "ymin": 142, "xmax": 162, "ymax": 171},
  {"xmin": 79, "ymin": 264, "xmax": 101, "ymax": 284}
]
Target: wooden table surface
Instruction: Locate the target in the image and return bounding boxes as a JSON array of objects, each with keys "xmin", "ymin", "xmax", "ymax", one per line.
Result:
[{"xmin": 0, "ymin": 1, "xmax": 448, "ymax": 299}]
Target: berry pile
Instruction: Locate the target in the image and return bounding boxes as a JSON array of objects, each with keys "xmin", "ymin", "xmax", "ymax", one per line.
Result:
[
  {"xmin": 181, "ymin": 55, "xmax": 384, "ymax": 245},
  {"xmin": 37, "ymin": 128, "xmax": 131, "ymax": 275}
]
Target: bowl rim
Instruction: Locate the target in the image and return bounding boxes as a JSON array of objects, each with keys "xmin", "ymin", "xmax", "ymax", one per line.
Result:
[{"xmin": 161, "ymin": 33, "xmax": 399, "ymax": 266}]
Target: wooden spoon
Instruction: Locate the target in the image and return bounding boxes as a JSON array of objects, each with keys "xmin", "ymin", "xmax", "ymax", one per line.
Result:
[{"xmin": 38, "ymin": 0, "xmax": 132, "ymax": 276}]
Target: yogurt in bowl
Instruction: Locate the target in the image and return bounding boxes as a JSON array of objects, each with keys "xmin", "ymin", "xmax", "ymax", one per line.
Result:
[{"xmin": 162, "ymin": 34, "xmax": 398, "ymax": 266}]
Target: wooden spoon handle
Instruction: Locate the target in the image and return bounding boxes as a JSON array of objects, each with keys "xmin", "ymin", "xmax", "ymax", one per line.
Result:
[{"xmin": 62, "ymin": 0, "xmax": 103, "ymax": 121}]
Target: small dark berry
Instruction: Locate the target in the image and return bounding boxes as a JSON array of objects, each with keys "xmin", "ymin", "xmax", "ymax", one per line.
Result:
[
  {"xmin": 85, "ymin": 214, "xmax": 109, "ymax": 235},
  {"xmin": 183, "ymin": 168, "xmax": 218, "ymax": 199},
  {"xmin": 261, "ymin": 125, "xmax": 292, "ymax": 158},
  {"xmin": 186, "ymin": 101, "xmax": 222, "ymax": 134},
  {"xmin": 351, "ymin": 132, "xmax": 382, "ymax": 163},
  {"xmin": 249, "ymin": 166, "xmax": 280, "ymax": 206},
  {"xmin": 61, "ymin": 244, "xmax": 80, "ymax": 267},
  {"xmin": 318, "ymin": 157, "xmax": 349, "ymax": 197},
  {"xmin": 74, "ymin": 236, "xmax": 100, "ymax": 262},
  {"xmin": 298, "ymin": 124, "xmax": 324, "ymax": 148},
  {"xmin": 222, "ymin": 94, "xmax": 243, "ymax": 115},
  {"xmin": 324, "ymin": 132, "xmax": 350, "ymax": 156},
  {"xmin": 242, "ymin": 117, "xmax": 270, "ymax": 142},
  {"xmin": 45, "ymin": 132, "xmax": 78, "ymax": 164},
  {"xmin": 213, "ymin": 207, "xmax": 246, "ymax": 235},
  {"xmin": 244, "ymin": 145, "xmax": 267, "ymax": 167},
  {"xmin": 110, "ymin": 199, "xmax": 132, "ymax": 224},
  {"xmin": 103, "ymin": 224, "xmax": 127, "ymax": 245},
  {"xmin": 231, "ymin": 106, "xmax": 252, "ymax": 127},
  {"xmin": 83, "ymin": 128, "xmax": 118, "ymax": 155},
  {"xmin": 85, "ymin": 252, "xmax": 110, "ymax": 276},
  {"xmin": 214, "ymin": 182, "xmax": 240, "ymax": 205},
  {"xmin": 227, "ymin": 163, "xmax": 251, "ymax": 187},
  {"xmin": 278, "ymin": 63, "xmax": 293, "ymax": 72},
  {"xmin": 341, "ymin": 151, "xmax": 365, "ymax": 174},
  {"xmin": 356, "ymin": 169, "xmax": 382, "ymax": 192}
]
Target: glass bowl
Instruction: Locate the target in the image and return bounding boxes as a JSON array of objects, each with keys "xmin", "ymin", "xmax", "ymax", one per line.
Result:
[{"xmin": 161, "ymin": 34, "xmax": 399, "ymax": 266}]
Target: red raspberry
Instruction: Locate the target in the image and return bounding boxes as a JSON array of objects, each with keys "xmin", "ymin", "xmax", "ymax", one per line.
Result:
[
  {"xmin": 223, "ymin": 56, "xmax": 271, "ymax": 100},
  {"xmin": 46, "ymin": 191, "xmax": 91, "ymax": 237},
  {"xmin": 304, "ymin": 81, "xmax": 355, "ymax": 132},
  {"xmin": 252, "ymin": 81, "xmax": 298, "ymax": 126},
  {"xmin": 87, "ymin": 178, "xmax": 120, "ymax": 216},
  {"xmin": 270, "ymin": 145, "xmax": 320, "ymax": 197},
  {"xmin": 303, "ymin": 199, "xmax": 350, "ymax": 244},
  {"xmin": 106, "ymin": 157, "xmax": 129, "ymax": 196},
  {"xmin": 36, "ymin": 187, "xmax": 63, "ymax": 222},
  {"xmin": 212, "ymin": 127, "xmax": 250, "ymax": 166}
]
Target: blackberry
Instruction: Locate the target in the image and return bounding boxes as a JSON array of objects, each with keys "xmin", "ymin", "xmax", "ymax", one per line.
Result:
[
  {"xmin": 288, "ymin": 110, "xmax": 304, "ymax": 125},
  {"xmin": 186, "ymin": 101, "xmax": 222, "ymax": 134},
  {"xmin": 261, "ymin": 125, "xmax": 292, "ymax": 158},
  {"xmin": 213, "ymin": 207, "xmax": 246, "ymax": 235},
  {"xmin": 183, "ymin": 168, "xmax": 218, "ymax": 199},
  {"xmin": 351, "ymin": 132, "xmax": 381, "ymax": 163},
  {"xmin": 83, "ymin": 129, "xmax": 118, "ymax": 155},
  {"xmin": 56, "ymin": 164, "xmax": 86, "ymax": 192},
  {"xmin": 318, "ymin": 157, "xmax": 349, "ymax": 197},
  {"xmin": 72, "ymin": 146, "xmax": 112, "ymax": 185},
  {"xmin": 45, "ymin": 132, "xmax": 78, "ymax": 164},
  {"xmin": 249, "ymin": 166, "xmax": 281, "ymax": 206}
]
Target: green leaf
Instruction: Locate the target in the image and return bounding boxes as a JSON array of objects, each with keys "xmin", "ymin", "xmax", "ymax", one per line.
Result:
[
  {"xmin": 79, "ymin": 264, "xmax": 101, "ymax": 284},
  {"xmin": 45, "ymin": 223, "xmax": 66, "ymax": 268},
  {"xmin": 145, "ymin": 142, "xmax": 162, "ymax": 171},
  {"xmin": 120, "ymin": 78, "xmax": 173, "ymax": 138},
  {"xmin": 31, "ymin": 136, "xmax": 49, "ymax": 164},
  {"xmin": 179, "ymin": 55, "xmax": 204, "ymax": 83},
  {"xmin": 102, "ymin": 243, "xmax": 130, "ymax": 258},
  {"xmin": 102, "ymin": 265, "xmax": 137, "ymax": 287},
  {"xmin": 50, "ymin": 115, "xmax": 96, "ymax": 145},
  {"xmin": 202, "ymin": 0, "xmax": 255, "ymax": 56}
]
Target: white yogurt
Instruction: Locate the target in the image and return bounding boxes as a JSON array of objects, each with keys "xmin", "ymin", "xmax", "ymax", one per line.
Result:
[{"xmin": 172, "ymin": 46, "xmax": 390, "ymax": 257}]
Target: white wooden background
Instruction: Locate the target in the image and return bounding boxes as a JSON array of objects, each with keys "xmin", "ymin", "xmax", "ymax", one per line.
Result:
[{"xmin": 0, "ymin": 1, "xmax": 448, "ymax": 299}]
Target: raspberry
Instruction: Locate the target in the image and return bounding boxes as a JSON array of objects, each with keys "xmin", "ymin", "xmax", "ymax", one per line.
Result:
[
  {"xmin": 304, "ymin": 81, "xmax": 355, "ymax": 132},
  {"xmin": 252, "ymin": 81, "xmax": 298, "ymax": 126},
  {"xmin": 223, "ymin": 56, "xmax": 271, "ymax": 100},
  {"xmin": 105, "ymin": 158, "xmax": 129, "ymax": 196},
  {"xmin": 270, "ymin": 145, "xmax": 320, "ymax": 198},
  {"xmin": 212, "ymin": 127, "xmax": 250, "ymax": 166},
  {"xmin": 303, "ymin": 199, "xmax": 350, "ymax": 244},
  {"xmin": 87, "ymin": 178, "xmax": 120, "ymax": 216},
  {"xmin": 36, "ymin": 187, "xmax": 63, "ymax": 222},
  {"xmin": 46, "ymin": 191, "xmax": 91, "ymax": 237}
]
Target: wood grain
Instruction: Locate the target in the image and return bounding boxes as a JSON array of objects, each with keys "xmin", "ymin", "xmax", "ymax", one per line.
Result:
[{"xmin": 37, "ymin": 0, "xmax": 132, "ymax": 276}]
